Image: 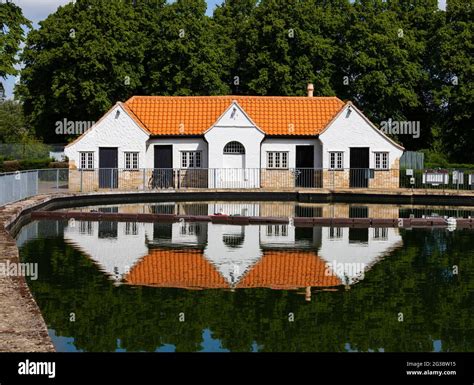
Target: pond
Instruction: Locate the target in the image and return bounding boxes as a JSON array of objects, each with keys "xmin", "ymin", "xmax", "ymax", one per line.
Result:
[{"xmin": 15, "ymin": 202, "xmax": 474, "ymax": 352}]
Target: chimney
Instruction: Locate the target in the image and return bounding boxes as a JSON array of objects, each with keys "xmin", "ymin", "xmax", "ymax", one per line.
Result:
[{"xmin": 307, "ymin": 83, "xmax": 314, "ymax": 97}]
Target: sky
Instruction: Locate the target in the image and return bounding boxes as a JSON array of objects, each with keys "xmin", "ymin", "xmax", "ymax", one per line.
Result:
[{"xmin": 3, "ymin": 0, "xmax": 447, "ymax": 99}]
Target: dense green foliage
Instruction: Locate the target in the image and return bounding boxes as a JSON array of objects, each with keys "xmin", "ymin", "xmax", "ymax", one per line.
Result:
[
  {"xmin": 20, "ymin": 226, "xmax": 474, "ymax": 352},
  {"xmin": 0, "ymin": 1, "xmax": 30, "ymax": 80},
  {"xmin": 0, "ymin": 158, "xmax": 65, "ymax": 172},
  {"xmin": 9, "ymin": 0, "xmax": 474, "ymax": 162},
  {"xmin": 0, "ymin": 100, "xmax": 26, "ymax": 142},
  {"xmin": 0, "ymin": 100, "xmax": 44, "ymax": 154}
]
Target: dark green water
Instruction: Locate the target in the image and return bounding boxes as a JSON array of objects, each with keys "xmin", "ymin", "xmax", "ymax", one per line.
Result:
[{"xmin": 16, "ymin": 219, "xmax": 474, "ymax": 352}]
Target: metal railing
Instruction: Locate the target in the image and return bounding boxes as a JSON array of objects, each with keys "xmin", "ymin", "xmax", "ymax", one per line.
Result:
[
  {"xmin": 0, "ymin": 170, "xmax": 38, "ymax": 206},
  {"xmin": 0, "ymin": 169, "xmax": 68, "ymax": 206},
  {"xmin": 1, "ymin": 167, "xmax": 473, "ymax": 206},
  {"xmin": 70, "ymin": 167, "xmax": 474, "ymax": 192}
]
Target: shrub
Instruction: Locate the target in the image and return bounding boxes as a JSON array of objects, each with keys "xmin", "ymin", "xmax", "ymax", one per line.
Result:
[
  {"xmin": 19, "ymin": 158, "xmax": 54, "ymax": 170},
  {"xmin": 0, "ymin": 158, "xmax": 54, "ymax": 172},
  {"xmin": 1, "ymin": 160, "xmax": 21, "ymax": 172},
  {"xmin": 49, "ymin": 161, "xmax": 69, "ymax": 169}
]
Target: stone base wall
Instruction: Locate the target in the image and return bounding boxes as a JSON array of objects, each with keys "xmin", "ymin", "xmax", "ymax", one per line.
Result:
[
  {"xmin": 368, "ymin": 170, "xmax": 399, "ymax": 189},
  {"xmin": 68, "ymin": 170, "xmax": 99, "ymax": 192},
  {"xmin": 369, "ymin": 159, "xmax": 400, "ymax": 189},
  {"xmin": 67, "ymin": 161, "xmax": 400, "ymax": 191},
  {"xmin": 323, "ymin": 170, "xmax": 350, "ymax": 189},
  {"xmin": 69, "ymin": 169, "xmax": 210, "ymax": 191},
  {"xmin": 177, "ymin": 169, "xmax": 208, "ymax": 188},
  {"xmin": 261, "ymin": 169, "xmax": 294, "ymax": 188},
  {"xmin": 119, "ymin": 170, "xmax": 145, "ymax": 190}
]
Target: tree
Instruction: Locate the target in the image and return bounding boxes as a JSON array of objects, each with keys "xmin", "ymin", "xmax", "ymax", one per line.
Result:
[
  {"xmin": 374, "ymin": 0, "xmax": 444, "ymax": 151},
  {"xmin": 338, "ymin": 1, "xmax": 424, "ymax": 129},
  {"xmin": 0, "ymin": 1, "xmax": 30, "ymax": 82},
  {"xmin": 213, "ymin": 0, "xmax": 258, "ymax": 94},
  {"xmin": 236, "ymin": 0, "xmax": 350, "ymax": 96},
  {"xmin": 432, "ymin": 0, "xmax": 474, "ymax": 163},
  {"xmin": 14, "ymin": 0, "xmax": 474, "ymax": 163},
  {"xmin": 0, "ymin": 100, "xmax": 25, "ymax": 142},
  {"xmin": 17, "ymin": 0, "xmax": 147, "ymax": 142},
  {"xmin": 144, "ymin": 0, "xmax": 232, "ymax": 96}
]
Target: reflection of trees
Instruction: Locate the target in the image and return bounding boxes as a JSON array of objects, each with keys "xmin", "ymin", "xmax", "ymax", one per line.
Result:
[{"xmin": 20, "ymin": 229, "xmax": 474, "ymax": 352}]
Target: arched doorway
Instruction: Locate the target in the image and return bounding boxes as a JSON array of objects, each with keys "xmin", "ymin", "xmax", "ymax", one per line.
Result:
[
  {"xmin": 223, "ymin": 141, "xmax": 245, "ymax": 169},
  {"xmin": 220, "ymin": 141, "xmax": 247, "ymax": 187},
  {"xmin": 211, "ymin": 141, "xmax": 259, "ymax": 188}
]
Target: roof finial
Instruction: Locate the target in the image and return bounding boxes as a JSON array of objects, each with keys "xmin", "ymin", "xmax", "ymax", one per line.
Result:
[{"xmin": 307, "ymin": 83, "xmax": 314, "ymax": 98}]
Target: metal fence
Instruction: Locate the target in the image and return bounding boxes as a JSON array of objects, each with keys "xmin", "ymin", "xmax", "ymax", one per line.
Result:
[
  {"xmin": 399, "ymin": 169, "xmax": 474, "ymax": 190},
  {"xmin": 0, "ymin": 171, "xmax": 38, "ymax": 206},
  {"xmin": 400, "ymin": 151, "xmax": 424, "ymax": 169},
  {"xmin": 1, "ymin": 167, "xmax": 473, "ymax": 207},
  {"xmin": 0, "ymin": 169, "xmax": 68, "ymax": 206},
  {"xmin": 70, "ymin": 167, "xmax": 474, "ymax": 192}
]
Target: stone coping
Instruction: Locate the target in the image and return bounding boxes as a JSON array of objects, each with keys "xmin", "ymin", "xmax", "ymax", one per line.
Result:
[{"xmin": 0, "ymin": 194, "xmax": 62, "ymax": 352}]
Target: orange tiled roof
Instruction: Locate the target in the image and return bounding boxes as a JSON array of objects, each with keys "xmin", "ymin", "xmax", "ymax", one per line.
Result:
[
  {"xmin": 124, "ymin": 249, "xmax": 228, "ymax": 289},
  {"xmin": 124, "ymin": 248, "xmax": 341, "ymax": 290},
  {"xmin": 125, "ymin": 96, "xmax": 345, "ymax": 136},
  {"xmin": 237, "ymin": 251, "xmax": 341, "ymax": 289}
]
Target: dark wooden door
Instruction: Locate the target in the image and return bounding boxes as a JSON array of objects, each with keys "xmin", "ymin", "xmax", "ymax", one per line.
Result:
[
  {"xmin": 153, "ymin": 145, "xmax": 173, "ymax": 188},
  {"xmin": 296, "ymin": 146, "xmax": 314, "ymax": 187},
  {"xmin": 350, "ymin": 147, "xmax": 369, "ymax": 188},
  {"xmin": 99, "ymin": 147, "xmax": 118, "ymax": 188}
]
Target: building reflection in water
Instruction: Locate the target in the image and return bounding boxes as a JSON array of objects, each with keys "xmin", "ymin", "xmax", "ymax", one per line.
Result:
[
  {"xmin": 54, "ymin": 214, "xmax": 402, "ymax": 296},
  {"xmin": 63, "ymin": 201, "xmax": 474, "ymax": 219}
]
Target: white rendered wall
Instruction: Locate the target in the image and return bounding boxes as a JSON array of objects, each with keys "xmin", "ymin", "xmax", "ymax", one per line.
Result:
[
  {"xmin": 145, "ymin": 138, "xmax": 208, "ymax": 169},
  {"xmin": 204, "ymin": 102, "xmax": 265, "ymax": 170},
  {"xmin": 319, "ymin": 105, "xmax": 403, "ymax": 169},
  {"xmin": 261, "ymin": 138, "xmax": 323, "ymax": 168},
  {"xmin": 65, "ymin": 104, "xmax": 149, "ymax": 169}
]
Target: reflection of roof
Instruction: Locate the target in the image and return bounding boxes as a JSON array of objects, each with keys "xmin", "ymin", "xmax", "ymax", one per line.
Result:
[
  {"xmin": 125, "ymin": 96, "xmax": 344, "ymax": 136},
  {"xmin": 125, "ymin": 249, "xmax": 228, "ymax": 289},
  {"xmin": 124, "ymin": 248, "xmax": 341, "ymax": 290},
  {"xmin": 237, "ymin": 251, "xmax": 342, "ymax": 289}
]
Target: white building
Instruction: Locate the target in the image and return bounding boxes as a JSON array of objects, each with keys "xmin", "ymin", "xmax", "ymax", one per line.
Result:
[{"xmin": 65, "ymin": 85, "xmax": 404, "ymax": 190}]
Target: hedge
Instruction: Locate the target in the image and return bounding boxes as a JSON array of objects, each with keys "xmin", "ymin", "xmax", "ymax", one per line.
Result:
[{"xmin": 0, "ymin": 158, "xmax": 68, "ymax": 173}]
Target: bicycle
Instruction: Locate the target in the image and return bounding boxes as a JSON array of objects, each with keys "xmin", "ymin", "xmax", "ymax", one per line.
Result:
[{"xmin": 147, "ymin": 169, "xmax": 174, "ymax": 189}]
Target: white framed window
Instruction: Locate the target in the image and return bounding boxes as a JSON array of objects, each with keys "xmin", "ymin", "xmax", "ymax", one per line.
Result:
[
  {"xmin": 266, "ymin": 224, "xmax": 288, "ymax": 236},
  {"xmin": 373, "ymin": 227, "xmax": 388, "ymax": 239},
  {"xmin": 223, "ymin": 141, "xmax": 245, "ymax": 154},
  {"xmin": 329, "ymin": 227, "xmax": 343, "ymax": 238},
  {"xmin": 267, "ymin": 152, "xmax": 288, "ymax": 169},
  {"xmin": 181, "ymin": 151, "xmax": 202, "ymax": 168},
  {"xmin": 329, "ymin": 152, "xmax": 344, "ymax": 170},
  {"xmin": 125, "ymin": 222, "xmax": 138, "ymax": 235},
  {"xmin": 79, "ymin": 221, "xmax": 93, "ymax": 235},
  {"xmin": 374, "ymin": 152, "xmax": 389, "ymax": 170},
  {"xmin": 80, "ymin": 152, "xmax": 94, "ymax": 169},
  {"xmin": 124, "ymin": 152, "xmax": 139, "ymax": 170}
]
